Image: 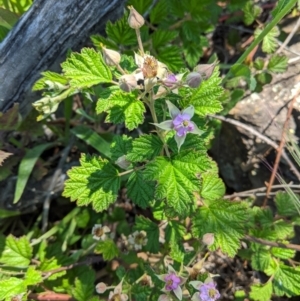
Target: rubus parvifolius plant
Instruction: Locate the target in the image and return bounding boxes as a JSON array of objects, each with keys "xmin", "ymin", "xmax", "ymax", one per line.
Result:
[{"xmin": 2, "ymin": 4, "xmax": 300, "ymax": 301}]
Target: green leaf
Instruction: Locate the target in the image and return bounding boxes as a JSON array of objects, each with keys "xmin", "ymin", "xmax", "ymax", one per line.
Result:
[
  {"xmin": 273, "ymin": 220, "xmax": 294, "ymax": 239},
  {"xmin": 267, "ymin": 54, "xmax": 288, "ymax": 73},
  {"xmin": 243, "ymin": 2, "xmax": 262, "ymax": 25},
  {"xmin": 126, "ymin": 135, "xmax": 163, "ymax": 162},
  {"xmin": 110, "ymin": 135, "xmax": 133, "ymax": 162},
  {"xmin": 40, "ymin": 258, "xmax": 66, "ymax": 280},
  {"xmin": 95, "ymin": 239, "xmax": 119, "ymax": 261},
  {"xmin": 0, "ymin": 278, "xmax": 25, "ymax": 300},
  {"xmin": 192, "ymin": 200, "xmax": 247, "ymax": 257},
  {"xmin": 131, "ymin": 283, "xmax": 152, "ymax": 301},
  {"xmin": 63, "ymin": 154, "xmax": 120, "ymax": 212},
  {"xmin": 272, "ymin": 0, "xmax": 290, "ymax": 17},
  {"xmin": 231, "ymin": 64, "xmax": 251, "ymax": 79},
  {"xmin": 144, "ymin": 152, "xmax": 208, "ymax": 215},
  {"xmin": 33, "ymin": 71, "xmax": 68, "ymax": 91},
  {"xmin": 201, "ymin": 173, "xmax": 225, "ymax": 201},
  {"xmin": 188, "ymin": 67, "xmax": 223, "ymax": 116},
  {"xmin": 0, "ymin": 8, "xmax": 18, "ymax": 29},
  {"xmin": 71, "ymin": 125, "xmax": 111, "ymax": 159},
  {"xmin": 267, "ymin": 261, "xmax": 300, "ymax": 297},
  {"xmin": 0, "ymin": 103, "xmax": 20, "ymax": 131},
  {"xmin": 61, "ymin": 48, "xmax": 112, "ymax": 88},
  {"xmin": 253, "ymin": 57, "xmax": 265, "ymax": 70},
  {"xmin": 271, "ymin": 247, "xmax": 295, "ymax": 259},
  {"xmin": 255, "ymin": 26, "xmax": 279, "ymax": 54},
  {"xmin": 72, "ymin": 268, "xmax": 95, "ymax": 301},
  {"xmin": 249, "ymin": 282, "xmax": 272, "ymax": 301},
  {"xmin": 255, "ymin": 72, "xmax": 272, "ymax": 85},
  {"xmin": 183, "ymin": 41, "xmax": 204, "ymax": 69},
  {"xmin": 251, "ymin": 247, "xmax": 271, "ymax": 271},
  {"xmin": 127, "ymin": 171, "xmax": 155, "ymax": 208},
  {"xmin": 24, "ymin": 266, "xmax": 42, "ymax": 286},
  {"xmin": 134, "ymin": 216, "xmax": 159, "ymax": 253},
  {"xmin": 106, "ymin": 12, "xmax": 136, "ymax": 46},
  {"xmin": 127, "ymin": 0, "xmax": 152, "ymax": 14},
  {"xmin": 166, "ymin": 221, "xmax": 186, "ymax": 262},
  {"xmin": 96, "ymin": 91, "xmax": 145, "ymax": 131},
  {"xmin": 157, "ymin": 46, "xmax": 184, "ymax": 71},
  {"xmin": 275, "ymin": 191, "xmax": 299, "ymax": 216},
  {"xmin": 152, "ymin": 29, "xmax": 177, "ymax": 49},
  {"xmin": 0, "ymin": 235, "xmax": 32, "ymax": 267},
  {"xmin": 150, "ymin": 0, "xmax": 169, "ymax": 24}
]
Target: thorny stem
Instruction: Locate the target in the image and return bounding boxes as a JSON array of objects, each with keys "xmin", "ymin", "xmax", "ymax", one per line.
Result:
[{"xmin": 135, "ymin": 28, "xmax": 144, "ymax": 56}]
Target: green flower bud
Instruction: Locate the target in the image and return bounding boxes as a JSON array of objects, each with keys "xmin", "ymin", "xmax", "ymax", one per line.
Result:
[
  {"xmin": 186, "ymin": 72, "xmax": 202, "ymax": 88},
  {"xmin": 119, "ymin": 74, "xmax": 137, "ymax": 92},
  {"xmin": 102, "ymin": 47, "xmax": 121, "ymax": 66},
  {"xmin": 128, "ymin": 6, "xmax": 144, "ymax": 29}
]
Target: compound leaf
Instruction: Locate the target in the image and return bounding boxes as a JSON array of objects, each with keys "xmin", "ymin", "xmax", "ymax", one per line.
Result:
[
  {"xmin": 63, "ymin": 154, "xmax": 120, "ymax": 212},
  {"xmin": 62, "ymin": 48, "xmax": 112, "ymax": 88}
]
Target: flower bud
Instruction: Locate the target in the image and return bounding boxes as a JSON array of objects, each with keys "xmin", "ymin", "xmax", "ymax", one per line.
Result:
[
  {"xmin": 128, "ymin": 6, "xmax": 145, "ymax": 29},
  {"xmin": 163, "ymin": 74, "xmax": 177, "ymax": 87},
  {"xmin": 186, "ymin": 72, "xmax": 202, "ymax": 88},
  {"xmin": 194, "ymin": 63, "xmax": 215, "ymax": 79},
  {"xmin": 95, "ymin": 282, "xmax": 107, "ymax": 294},
  {"xmin": 119, "ymin": 74, "xmax": 137, "ymax": 92},
  {"xmin": 202, "ymin": 233, "xmax": 214, "ymax": 246},
  {"xmin": 102, "ymin": 47, "xmax": 121, "ymax": 66}
]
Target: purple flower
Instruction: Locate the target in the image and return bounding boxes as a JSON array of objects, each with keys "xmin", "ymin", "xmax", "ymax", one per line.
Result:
[
  {"xmin": 190, "ymin": 280, "xmax": 220, "ymax": 301},
  {"xmin": 153, "ymin": 100, "xmax": 203, "ymax": 151},
  {"xmin": 157, "ymin": 265, "xmax": 186, "ymax": 300},
  {"xmin": 164, "ymin": 74, "xmax": 177, "ymax": 87}
]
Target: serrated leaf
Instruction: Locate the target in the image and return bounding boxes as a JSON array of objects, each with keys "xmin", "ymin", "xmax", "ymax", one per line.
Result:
[
  {"xmin": 255, "ymin": 26, "xmax": 279, "ymax": 54},
  {"xmin": 0, "ymin": 277, "xmax": 25, "ymax": 300},
  {"xmin": 150, "ymin": 0, "xmax": 169, "ymax": 24},
  {"xmin": 275, "ymin": 191, "xmax": 299, "ymax": 216},
  {"xmin": 267, "ymin": 54, "xmax": 288, "ymax": 73},
  {"xmin": 61, "ymin": 48, "xmax": 112, "ymax": 88},
  {"xmin": 273, "ymin": 220, "xmax": 294, "ymax": 239},
  {"xmin": 271, "ymin": 247, "xmax": 295, "ymax": 259},
  {"xmin": 33, "ymin": 71, "xmax": 68, "ymax": 91},
  {"xmin": 157, "ymin": 45, "xmax": 184, "ymax": 71},
  {"xmin": 110, "ymin": 135, "xmax": 133, "ymax": 161},
  {"xmin": 183, "ymin": 42, "xmax": 204, "ymax": 69},
  {"xmin": 127, "ymin": 0, "xmax": 152, "ymax": 14},
  {"xmin": 134, "ymin": 216, "xmax": 159, "ymax": 253},
  {"xmin": 0, "ymin": 235, "xmax": 32, "ymax": 267},
  {"xmin": 24, "ymin": 266, "xmax": 42, "ymax": 286},
  {"xmin": 94, "ymin": 239, "xmax": 119, "ymax": 261},
  {"xmin": 243, "ymin": 2, "xmax": 262, "ymax": 25},
  {"xmin": 72, "ymin": 268, "xmax": 95, "ymax": 301},
  {"xmin": 96, "ymin": 91, "xmax": 145, "ymax": 131},
  {"xmin": 255, "ymin": 72, "xmax": 272, "ymax": 85},
  {"xmin": 144, "ymin": 152, "xmax": 208, "ymax": 215},
  {"xmin": 251, "ymin": 247, "xmax": 271, "ymax": 271},
  {"xmin": 126, "ymin": 135, "xmax": 163, "ymax": 162},
  {"xmin": 40, "ymin": 258, "xmax": 66, "ymax": 280},
  {"xmin": 131, "ymin": 283, "xmax": 152, "ymax": 301},
  {"xmin": 106, "ymin": 12, "xmax": 136, "ymax": 46},
  {"xmin": 0, "ymin": 150, "xmax": 12, "ymax": 166},
  {"xmin": 152, "ymin": 29, "xmax": 177, "ymax": 49},
  {"xmin": 63, "ymin": 154, "xmax": 120, "ymax": 212},
  {"xmin": 253, "ymin": 57, "xmax": 265, "ymax": 70},
  {"xmin": 169, "ymin": 240, "xmax": 185, "ymax": 263},
  {"xmin": 201, "ymin": 173, "xmax": 225, "ymax": 201},
  {"xmin": 188, "ymin": 67, "xmax": 223, "ymax": 116},
  {"xmin": 268, "ymin": 262, "xmax": 300, "ymax": 297},
  {"xmin": 127, "ymin": 171, "xmax": 155, "ymax": 208},
  {"xmin": 249, "ymin": 282, "xmax": 272, "ymax": 301},
  {"xmin": 192, "ymin": 200, "xmax": 247, "ymax": 257}
]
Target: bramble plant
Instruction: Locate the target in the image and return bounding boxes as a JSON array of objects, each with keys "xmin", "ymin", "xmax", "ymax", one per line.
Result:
[{"xmin": 1, "ymin": 1, "xmax": 300, "ymax": 301}]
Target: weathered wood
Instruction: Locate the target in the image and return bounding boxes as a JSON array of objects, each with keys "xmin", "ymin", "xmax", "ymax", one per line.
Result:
[{"xmin": 0, "ymin": 0, "xmax": 126, "ymax": 116}]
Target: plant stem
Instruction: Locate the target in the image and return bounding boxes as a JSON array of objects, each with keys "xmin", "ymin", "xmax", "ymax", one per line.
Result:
[
  {"xmin": 224, "ymin": 0, "xmax": 298, "ymax": 81},
  {"xmin": 135, "ymin": 28, "xmax": 144, "ymax": 56}
]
